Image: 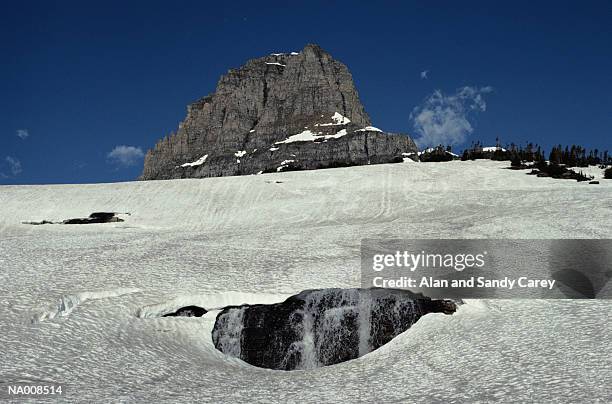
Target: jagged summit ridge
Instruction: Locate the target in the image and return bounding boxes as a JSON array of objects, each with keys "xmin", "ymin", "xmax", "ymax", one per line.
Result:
[{"xmin": 140, "ymin": 44, "xmax": 416, "ymax": 179}]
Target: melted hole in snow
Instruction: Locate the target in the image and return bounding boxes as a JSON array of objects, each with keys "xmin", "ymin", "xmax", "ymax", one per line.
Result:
[{"xmin": 211, "ymin": 288, "xmax": 457, "ymax": 371}]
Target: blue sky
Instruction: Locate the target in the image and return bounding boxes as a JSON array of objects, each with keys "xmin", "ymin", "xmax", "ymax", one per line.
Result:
[{"xmin": 2, "ymin": 1, "xmax": 611, "ymax": 184}]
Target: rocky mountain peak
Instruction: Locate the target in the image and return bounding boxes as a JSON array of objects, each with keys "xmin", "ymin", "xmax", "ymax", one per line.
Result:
[{"xmin": 140, "ymin": 44, "xmax": 415, "ymax": 180}]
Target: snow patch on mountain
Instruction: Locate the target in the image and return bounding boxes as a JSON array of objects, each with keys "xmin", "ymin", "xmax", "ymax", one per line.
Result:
[
  {"xmin": 180, "ymin": 155, "xmax": 208, "ymax": 167},
  {"xmin": 277, "ymin": 159, "xmax": 296, "ymax": 171},
  {"xmin": 356, "ymin": 126, "xmax": 383, "ymax": 132},
  {"xmin": 275, "ymin": 130, "xmax": 322, "ymax": 144},
  {"xmin": 316, "ymin": 112, "xmax": 351, "ymax": 126},
  {"xmin": 275, "ymin": 127, "xmax": 350, "ymax": 144}
]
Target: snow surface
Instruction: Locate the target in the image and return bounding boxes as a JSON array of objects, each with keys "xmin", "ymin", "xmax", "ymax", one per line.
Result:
[
  {"xmin": 275, "ymin": 127, "xmax": 349, "ymax": 144},
  {"xmin": 234, "ymin": 151, "xmax": 247, "ymax": 158},
  {"xmin": 180, "ymin": 154, "xmax": 208, "ymax": 167},
  {"xmin": 275, "ymin": 129, "xmax": 323, "ymax": 144},
  {"xmin": 482, "ymin": 146, "xmax": 508, "ymax": 152},
  {"xmin": 316, "ymin": 112, "xmax": 351, "ymax": 126},
  {"xmin": 277, "ymin": 159, "xmax": 296, "ymax": 172},
  {"xmin": 568, "ymin": 165, "xmax": 607, "ymax": 180},
  {"xmin": 1, "ymin": 160, "xmax": 611, "ymax": 402},
  {"xmin": 265, "ymin": 62, "xmax": 286, "ymax": 67},
  {"xmin": 355, "ymin": 126, "xmax": 383, "ymax": 132},
  {"xmin": 418, "ymin": 147, "xmax": 435, "ymax": 156},
  {"xmin": 325, "ymin": 129, "xmax": 347, "ymax": 139}
]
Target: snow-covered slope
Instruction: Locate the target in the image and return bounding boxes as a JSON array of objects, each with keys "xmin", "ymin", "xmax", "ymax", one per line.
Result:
[{"xmin": 1, "ymin": 160, "xmax": 611, "ymax": 402}]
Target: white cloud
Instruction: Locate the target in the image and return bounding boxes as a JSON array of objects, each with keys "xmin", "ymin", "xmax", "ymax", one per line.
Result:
[
  {"xmin": 410, "ymin": 86, "xmax": 493, "ymax": 147},
  {"xmin": 16, "ymin": 129, "xmax": 29, "ymax": 139},
  {"xmin": 5, "ymin": 156, "xmax": 22, "ymax": 175},
  {"xmin": 420, "ymin": 70, "xmax": 428, "ymax": 79},
  {"xmin": 107, "ymin": 145, "xmax": 145, "ymax": 167}
]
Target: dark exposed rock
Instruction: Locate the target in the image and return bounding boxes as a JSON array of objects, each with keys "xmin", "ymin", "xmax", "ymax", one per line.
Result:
[
  {"xmin": 88, "ymin": 212, "xmax": 120, "ymax": 221},
  {"xmin": 589, "ymin": 180, "xmax": 599, "ymax": 184},
  {"xmin": 461, "ymin": 146, "xmax": 512, "ymax": 161},
  {"xmin": 211, "ymin": 288, "xmax": 456, "ymax": 370},
  {"xmin": 419, "ymin": 146, "xmax": 458, "ymax": 162},
  {"xmin": 21, "ymin": 220, "xmax": 55, "ymax": 225},
  {"xmin": 62, "ymin": 212, "xmax": 124, "ymax": 224},
  {"xmin": 162, "ymin": 306, "xmax": 207, "ymax": 317},
  {"xmin": 140, "ymin": 44, "xmax": 417, "ymax": 180},
  {"xmin": 23, "ymin": 212, "xmax": 126, "ymax": 225},
  {"xmin": 512, "ymin": 161, "xmax": 595, "ymax": 182}
]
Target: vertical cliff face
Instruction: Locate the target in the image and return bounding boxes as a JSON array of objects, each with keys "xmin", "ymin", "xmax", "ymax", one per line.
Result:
[{"xmin": 140, "ymin": 44, "xmax": 416, "ymax": 180}]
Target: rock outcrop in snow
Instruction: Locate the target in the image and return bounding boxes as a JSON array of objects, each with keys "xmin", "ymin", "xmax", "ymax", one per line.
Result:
[
  {"xmin": 140, "ymin": 44, "xmax": 417, "ymax": 179},
  {"xmin": 22, "ymin": 212, "xmax": 127, "ymax": 225},
  {"xmin": 211, "ymin": 288, "xmax": 456, "ymax": 370},
  {"xmin": 162, "ymin": 305, "xmax": 207, "ymax": 317}
]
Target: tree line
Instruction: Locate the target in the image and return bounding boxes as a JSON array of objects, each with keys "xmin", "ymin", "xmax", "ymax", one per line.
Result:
[{"xmin": 460, "ymin": 140, "xmax": 611, "ymax": 167}]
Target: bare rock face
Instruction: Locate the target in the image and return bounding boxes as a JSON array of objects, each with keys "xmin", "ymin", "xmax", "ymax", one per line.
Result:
[
  {"xmin": 140, "ymin": 44, "xmax": 417, "ymax": 180},
  {"xmin": 211, "ymin": 288, "xmax": 456, "ymax": 370}
]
